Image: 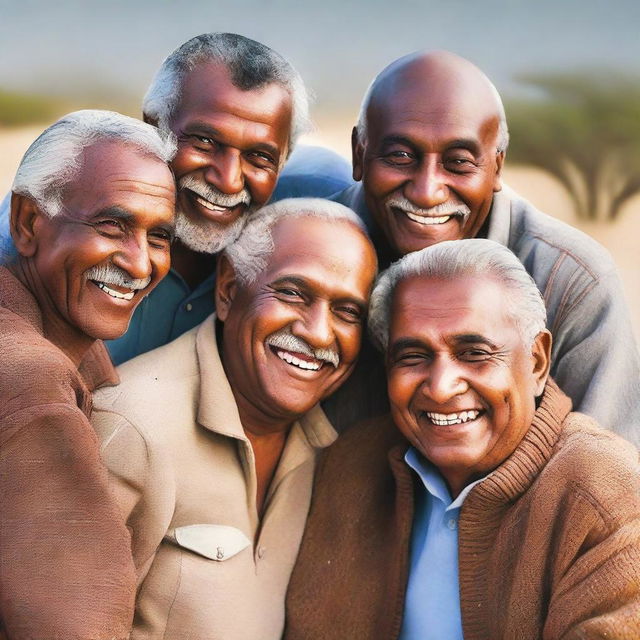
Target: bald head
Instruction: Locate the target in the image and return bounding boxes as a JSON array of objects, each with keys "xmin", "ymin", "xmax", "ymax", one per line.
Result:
[
  {"xmin": 352, "ymin": 50, "xmax": 508, "ymax": 258},
  {"xmin": 357, "ymin": 51, "xmax": 508, "ymax": 152}
]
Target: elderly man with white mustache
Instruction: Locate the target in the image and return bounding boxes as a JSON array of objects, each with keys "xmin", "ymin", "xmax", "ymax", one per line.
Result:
[
  {"xmin": 0, "ymin": 110, "xmax": 176, "ymax": 640},
  {"xmin": 90, "ymin": 198, "xmax": 377, "ymax": 640}
]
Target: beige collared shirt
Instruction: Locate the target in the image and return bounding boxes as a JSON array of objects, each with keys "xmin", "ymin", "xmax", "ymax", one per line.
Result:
[{"xmin": 91, "ymin": 315, "xmax": 337, "ymax": 640}]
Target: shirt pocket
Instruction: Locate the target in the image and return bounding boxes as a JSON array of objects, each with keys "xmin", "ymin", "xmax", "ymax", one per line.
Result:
[{"xmin": 172, "ymin": 524, "xmax": 251, "ymax": 561}]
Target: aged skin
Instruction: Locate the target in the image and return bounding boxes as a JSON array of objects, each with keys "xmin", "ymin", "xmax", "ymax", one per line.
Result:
[
  {"xmin": 216, "ymin": 215, "xmax": 377, "ymax": 511},
  {"xmin": 353, "ymin": 51, "xmax": 505, "ymax": 257},
  {"xmin": 154, "ymin": 62, "xmax": 292, "ymax": 286},
  {"xmin": 387, "ymin": 274, "xmax": 550, "ymax": 496},
  {"xmin": 10, "ymin": 140, "xmax": 175, "ymax": 360}
]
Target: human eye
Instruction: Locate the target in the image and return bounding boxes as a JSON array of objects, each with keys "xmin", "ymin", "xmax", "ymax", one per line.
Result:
[
  {"xmin": 333, "ymin": 304, "xmax": 363, "ymax": 324},
  {"xmin": 247, "ymin": 150, "xmax": 277, "ymax": 169},
  {"xmin": 459, "ymin": 347, "xmax": 492, "ymax": 362},
  {"xmin": 274, "ymin": 286, "xmax": 303, "ymax": 300},
  {"xmin": 95, "ymin": 218, "xmax": 126, "ymax": 237},
  {"xmin": 148, "ymin": 229, "xmax": 173, "ymax": 250},
  {"xmin": 382, "ymin": 148, "xmax": 415, "ymax": 166},
  {"xmin": 443, "ymin": 152, "xmax": 478, "ymax": 174},
  {"xmin": 391, "ymin": 351, "xmax": 428, "ymax": 367}
]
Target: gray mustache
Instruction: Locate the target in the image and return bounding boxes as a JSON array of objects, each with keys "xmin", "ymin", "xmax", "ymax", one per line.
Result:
[
  {"xmin": 179, "ymin": 174, "xmax": 251, "ymax": 208},
  {"xmin": 386, "ymin": 195, "xmax": 471, "ymax": 219},
  {"xmin": 266, "ymin": 330, "xmax": 340, "ymax": 368},
  {"xmin": 84, "ymin": 264, "xmax": 151, "ymax": 290}
]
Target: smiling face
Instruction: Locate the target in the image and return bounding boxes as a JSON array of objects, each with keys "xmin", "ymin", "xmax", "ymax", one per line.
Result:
[
  {"xmin": 386, "ymin": 274, "xmax": 549, "ymax": 496},
  {"xmin": 216, "ymin": 216, "xmax": 377, "ymax": 430},
  {"xmin": 354, "ymin": 54, "xmax": 505, "ymax": 257},
  {"xmin": 167, "ymin": 62, "xmax": 292, "ymax": 253},
  {"xmin": 22, "ymin": 140, "xmax": 175, "ymax": 343}
]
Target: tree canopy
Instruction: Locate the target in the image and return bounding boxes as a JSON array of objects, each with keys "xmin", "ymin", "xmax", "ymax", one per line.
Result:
[{"xmin": 505, "ymin": 72, "xmax": 640, "ymax": 221}]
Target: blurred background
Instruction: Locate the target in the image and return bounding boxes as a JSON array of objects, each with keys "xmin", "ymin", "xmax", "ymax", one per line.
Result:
[{"xmin": 1, "ymin": 0, "xmax": 638, "ymax": 336}]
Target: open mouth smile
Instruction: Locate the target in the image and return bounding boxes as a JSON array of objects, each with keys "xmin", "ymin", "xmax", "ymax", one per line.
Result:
[
  {"xmin": 91, "ymin": 281, "xmax": 136, "ymax": 301},
  {"xmin": 422, "ymin": 410, "xmax": 483, "ymax": 426},
  {"xmin": 404, "ymin": 211, "xmax": 453, "ymax": 225},
  {"xmin": 271, "ymin": 347, "xmax": 324, "ymax": 371},
  {"xmin": 193, "ymin": 193, "xmax": 236, "ymax": 213}
]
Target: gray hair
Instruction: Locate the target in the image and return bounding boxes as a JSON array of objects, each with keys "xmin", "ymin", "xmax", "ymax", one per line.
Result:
[
  {"xmin": 12, "ymin": 109, "xmax": 176, "ymax": 218},
  {"xmin": 143, "ymin": 32, "xmax": 311, "ymax": 153},
  {"xmin": 355, "ymin": 72, "xmax": 510, "ymax": 154},
  {"xmin": 224, "ymin": 197, "xmax": 367, "ymax": 287},
  {"xmin": 368, "ymin": 239, "xmax": 546, "ymax": 351}
]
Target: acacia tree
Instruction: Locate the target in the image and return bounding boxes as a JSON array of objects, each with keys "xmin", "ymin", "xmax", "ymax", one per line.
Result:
[{"xmin": 505, "ymin": 72, "xmax": 640, "ymax": 221}]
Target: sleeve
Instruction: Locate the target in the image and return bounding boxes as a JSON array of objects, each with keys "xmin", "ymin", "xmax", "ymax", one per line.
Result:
[
  {"xmin": 543, "ymin": 447, "xmax": 640, "ymax": 639},
  {"xmin": 549, "ymin": 267, "xmax": 640, "ymax": 447},
  {"xmin": 92, "ymin": 407, "xmax": 175, "ymax": 584},
  {"xmin": 0, "ymin": 402, "xmax": 136, "ymax": 640}
]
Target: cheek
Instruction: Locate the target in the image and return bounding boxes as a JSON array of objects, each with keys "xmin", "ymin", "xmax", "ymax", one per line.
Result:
[
  {"xmin": 172, "ymin": 147, "xmax": 204, "ymax": 177},
  {"xmin": 336, "ymin": 326, "xmax": 363, "ymax": 364},
  {"xmin": 244, "ymin": 170, "xmax": 278, "ymax": 206},
  {"xmin": 387, "ymin": 369, "xmax": 417, "ymax": 411}
]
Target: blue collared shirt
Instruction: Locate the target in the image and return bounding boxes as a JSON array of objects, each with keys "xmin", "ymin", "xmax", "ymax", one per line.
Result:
[{"xmin": 400, "ymin": 448, "xmax": 485, "ymax": 640}]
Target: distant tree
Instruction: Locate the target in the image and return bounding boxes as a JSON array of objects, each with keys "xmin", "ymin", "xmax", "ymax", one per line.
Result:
[{"xmin": 505, "ymin": 72, "xmax": 640, "ymax": 221}]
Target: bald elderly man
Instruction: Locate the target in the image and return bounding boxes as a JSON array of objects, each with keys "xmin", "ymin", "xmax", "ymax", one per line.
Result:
[{"xmin": 322, "ymin": 50, "xmax": 639, "ymax": 444}]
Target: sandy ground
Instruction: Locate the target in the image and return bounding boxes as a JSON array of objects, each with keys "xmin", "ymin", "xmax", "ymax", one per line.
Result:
[{"xmin": 1, "ymin": 124, "xmax": 638, "ymax": 340}]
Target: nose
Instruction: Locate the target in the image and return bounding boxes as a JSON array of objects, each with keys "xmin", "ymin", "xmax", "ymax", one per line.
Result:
[
  {"xmin": 112, "ymin": 233, "xmax": 153, "ymax": 282},
  {"xmin": 404, "ymin": 156, "xmax": 448, "ymax": 209},
  {"xmin": 292, "ymin": 302, "xmax": 335, "ymax": 351},
  {"xmin": 420, "ymin": 355, "xmax": 468, "ymax": 404},
  {"xmin": 204, "ymin": 147, "xmax": 244, "ymax": 194}
]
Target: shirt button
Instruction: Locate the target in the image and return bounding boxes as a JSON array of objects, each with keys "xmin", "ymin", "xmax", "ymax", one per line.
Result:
[
  {"xmin": 185, "ymin": 303, "xmax": 193, "ymax": 312},
  {"xmin": 257, "ymin": 546, "xmax": 266, "ymax": 559},
  {"xmin": 447, "ymin": 518, "xmax": 457, "ymax": 530}
]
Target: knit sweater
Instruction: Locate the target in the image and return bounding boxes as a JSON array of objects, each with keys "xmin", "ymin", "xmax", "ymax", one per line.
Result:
[{"xmin": 285, "ymin": 381, "xmax": 640, "ymax": 640}]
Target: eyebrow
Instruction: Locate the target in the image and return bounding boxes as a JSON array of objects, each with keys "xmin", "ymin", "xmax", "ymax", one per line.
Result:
[
  {"xmin": 451, "ymin": 334, "xmax": 499, "ymax": 349},
  {"xmin": 271, "ymin": 275, "xmax": 368, "ymax": 310},
  {"xmin": 388, "ymin": 338, "xmax": 427, "ymax": 359},
  {"xmin": 445, "ymin": 138, "xmax": 482, "ymax": 155},
  {"xmin": 388, "ymin": 334, "xmax": 500, "ymax": 357}
]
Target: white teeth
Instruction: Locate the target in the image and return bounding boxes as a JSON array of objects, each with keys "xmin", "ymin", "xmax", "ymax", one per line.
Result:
[
  {"xmin": 276, "ymin": 350, "xmax": 321, "ymax": 371},
  {"xmin": 195, "ymin": 195, "xmax": 228, "ymax": 212},
  {"xmin": 425, "ymin": 410, "xmax": 480, "ymax": 426},
  {"xmin": 95, "ymin": 282, "xmax": 135, "ymax": 300},
  {"xmin": 405, "ymin": 211, "xmax": 452, "ymax": 225}
]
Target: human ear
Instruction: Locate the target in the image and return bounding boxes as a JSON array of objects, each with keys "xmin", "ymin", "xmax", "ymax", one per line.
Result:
[
  {"xmin": 493, "ymin": 150, "xmax": 505, "ymax": 193},
  {"xmin": 351, "ymin": 126, "xmax": 364, "ymax": 182},
  {"xmin": 215, "ymin": 254, "xmax": 237, "ymax": 322},
  {"xmin": 10, "ymin": 193, "xmax": 42, "ymax": 258},
  {"xmin": 531, "ymin": 329, "xmax": 552, "ymax": 396}
]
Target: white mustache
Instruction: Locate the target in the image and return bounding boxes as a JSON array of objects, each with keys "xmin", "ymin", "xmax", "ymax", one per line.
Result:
[
  {"xmin": 179, "ymin": 174, "xmax": 251, "ymax": 208},
  {"xmin": 266, "ymin": 329, "xmax": 340, "ymax": 369},
  {"xmin": 84, "ymin": 264, "xmax": 151, "ymax": 290},
  {"xmin": 386, "ymin": 195, "xmax": 471, "ymax": 220}
]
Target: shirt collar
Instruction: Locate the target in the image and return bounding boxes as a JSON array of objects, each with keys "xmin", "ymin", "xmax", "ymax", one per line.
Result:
[{"xmin": 405, "ymin": 447, "xmax": 487, "ymax": 511}]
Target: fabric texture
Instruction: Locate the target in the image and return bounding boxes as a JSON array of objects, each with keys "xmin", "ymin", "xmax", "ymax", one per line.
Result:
[
  {"xmin": 285, "ymin": 380, "xmax": 640, "ymax": 640},
  {"xmin": 327, "ymin": 183, "xmax": 640, "ymax": 444},
  {"xmin": 0, "ymin": 266, "xmax": 135, "ymax": 640},
  {"xmin": 91, "ymin": 315, "xmax": 338, "ymax": 640},
  {"xmin": 103, "ymin": 144, "xmax": 354, "ymax": 364}
]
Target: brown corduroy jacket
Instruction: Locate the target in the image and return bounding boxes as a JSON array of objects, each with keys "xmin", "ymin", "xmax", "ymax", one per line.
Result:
[{"xmin": 285, "ymin": 380, "xmax": 640, "ymax": 640}]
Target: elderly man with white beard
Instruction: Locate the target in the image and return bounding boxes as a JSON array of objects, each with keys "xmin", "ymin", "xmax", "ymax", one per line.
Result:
[{"xmin": 90, "ymin": 198, "xmax": 378, "ymax": 640}]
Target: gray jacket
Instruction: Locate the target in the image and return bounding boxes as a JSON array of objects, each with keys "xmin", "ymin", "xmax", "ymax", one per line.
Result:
[{"xmin": 332, "ymin": 183, "xmax": 640, "ymax": 445}]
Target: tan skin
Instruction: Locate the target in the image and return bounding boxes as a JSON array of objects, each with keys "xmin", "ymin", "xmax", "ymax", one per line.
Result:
[
  {"xmin": 9, "ymin": 141, "xmax": 175, "ymax": 365},
  {"xmin": 146, "ymin": 62, "xmax": 292, "ymax": 288},
  {"xmin": 387, "ymin": 275, "xmax": 551, "ymax": 497},
  {"xmin": 216, "ymin": 217, "xmax": 377, "ymax": 513},
  {"xmin": 353, "ymin": 51, "xmax": 505, "ymax": 264}
]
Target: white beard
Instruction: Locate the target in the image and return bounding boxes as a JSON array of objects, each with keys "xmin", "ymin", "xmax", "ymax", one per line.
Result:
[{"xmin": 174, "ymin": 209, "xmax": 247, "ymax": 254}]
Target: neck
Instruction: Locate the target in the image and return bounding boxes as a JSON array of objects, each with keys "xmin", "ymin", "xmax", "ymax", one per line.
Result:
[
  {"xmin": 8, "ymin": 260, "xmax": 93, "ymax": 367},
  {"xmin": 170, "ymin": 241, "xmax": 217, "ymax": 290}
]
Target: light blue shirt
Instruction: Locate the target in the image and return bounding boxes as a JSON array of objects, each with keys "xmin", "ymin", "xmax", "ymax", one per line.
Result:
[{"xmin": 400, "ymin": 448, "xmax": 485, "ymax": 640}]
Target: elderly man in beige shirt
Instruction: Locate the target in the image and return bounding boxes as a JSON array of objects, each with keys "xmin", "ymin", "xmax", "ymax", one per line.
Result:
[{"xmin": 91, "ymin": 198, "xmax": 377, "ymax": 640}]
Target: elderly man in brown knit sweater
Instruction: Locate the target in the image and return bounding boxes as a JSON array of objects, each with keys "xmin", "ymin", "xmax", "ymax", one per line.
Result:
[
  {"xmin": 0, "ymin": 110, "xmax": 176, "ymax": 640},
  {"xmin": 285, "ymin": 238, "xmax": 640, "ymax": 640}
]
